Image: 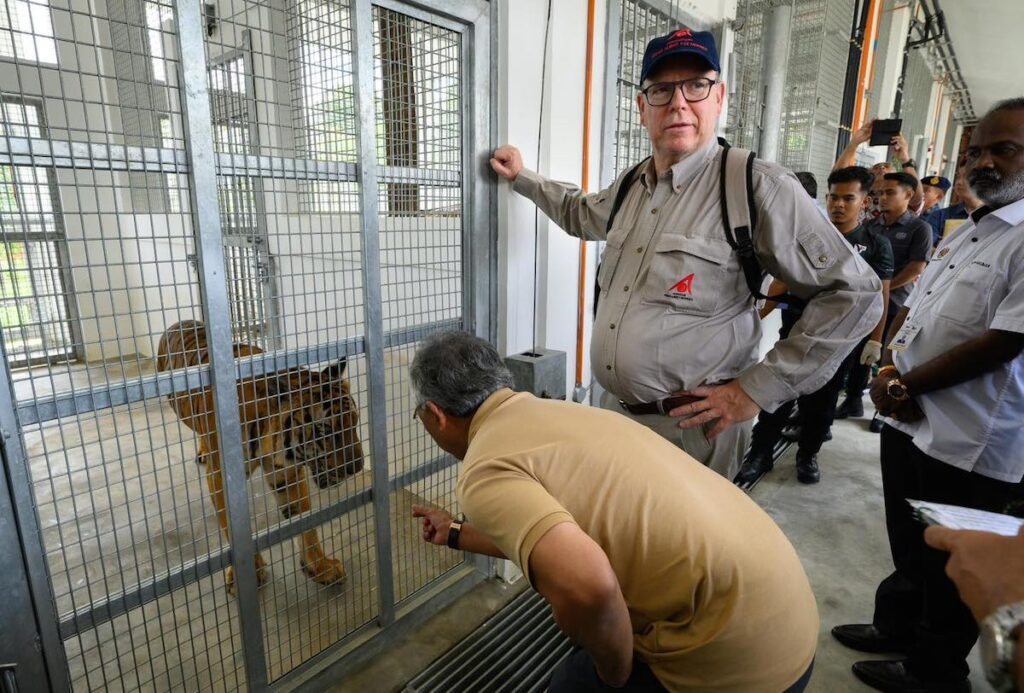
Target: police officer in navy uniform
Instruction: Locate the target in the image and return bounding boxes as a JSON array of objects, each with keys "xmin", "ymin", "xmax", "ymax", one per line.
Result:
[{"xmin": 920, "ymin": 175, "xmax": 952, "ymax": 246}]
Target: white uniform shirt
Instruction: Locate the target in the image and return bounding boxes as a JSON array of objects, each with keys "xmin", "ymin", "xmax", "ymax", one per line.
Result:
[{"xmin": 889, "ymin": 197, "xmax": 1024, "ymax": 482}]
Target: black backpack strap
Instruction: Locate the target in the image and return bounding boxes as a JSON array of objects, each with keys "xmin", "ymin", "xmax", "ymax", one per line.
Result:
[
  {"xmin": 718, "ymin": 137, "xmax": 806, "ymax": 309},
  {"xmin": 606, "ymin": 157, "xmax": 649, "ymax": 234},
  {"xmin": 594, "ymin": 158, "xmax": 649, "ymax": 317}
]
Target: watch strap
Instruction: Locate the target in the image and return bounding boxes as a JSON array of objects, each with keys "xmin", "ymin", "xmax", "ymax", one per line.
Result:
[{"xmin": 446, "ymin": 513, "xmax": 465, "ymax": 550}]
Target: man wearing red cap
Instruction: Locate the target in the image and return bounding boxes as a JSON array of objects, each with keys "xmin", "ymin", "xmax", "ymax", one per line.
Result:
[{"xmin": 490, "ymin": 29, "xmax": 882, "ymax": 480}]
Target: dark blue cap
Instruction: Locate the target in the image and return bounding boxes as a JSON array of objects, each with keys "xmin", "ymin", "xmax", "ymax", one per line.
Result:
[
  {"xmin": 922, "ymin": 175, "xmax": 951, "ymax": 191},
  {"xmin": 640, "ymin": 28, "xmax": 721, "ymax": 84}
]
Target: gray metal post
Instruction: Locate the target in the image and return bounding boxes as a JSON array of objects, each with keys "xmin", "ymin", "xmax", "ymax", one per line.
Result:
[
  {"xmin": 174, "ymin": 2, "xmax": 269, "ymax": 689},
  {"xmin": 0, "ymin": 339, "xmax": 68, "ymax": 690},
  {"xmin": 599, "ymin": 0, "xmax": 624, "ymax": 189},
  {"xmin": 351, "ymin": 0, "xmax": 397, "ymax": 626},
  {"xmin": 758, "ymin": 0, "xmax": 793, "ymax": 162}
]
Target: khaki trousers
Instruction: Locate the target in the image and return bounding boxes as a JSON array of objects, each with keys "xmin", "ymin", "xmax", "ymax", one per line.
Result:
[{"xmin": 600, "ymin": 390, "xmax": 751, "ymax": 481}]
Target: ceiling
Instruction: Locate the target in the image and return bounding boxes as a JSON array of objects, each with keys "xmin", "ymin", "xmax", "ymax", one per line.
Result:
[{"xmin": 940, "ymin": 0, "xmax": 1024, "ymax": 118}]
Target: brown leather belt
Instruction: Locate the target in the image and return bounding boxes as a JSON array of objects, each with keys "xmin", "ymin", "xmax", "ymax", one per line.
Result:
[{"xmin": 619, "ymin": 394, "xmax": 703, "ymax": 416}]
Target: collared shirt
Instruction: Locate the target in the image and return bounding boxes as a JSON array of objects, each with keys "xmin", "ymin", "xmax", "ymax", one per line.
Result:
[
  {"xmin": 459, "ymin": 389, "xmax": 819, "ymax": 692},
  {"xmin": 888, "ymin": 197, "xmax": 1024, "ymax": 482},
  {"xmin": 512, "ymin": 140, "xmax": 882, "ymax": 412},
  {"xmin": 844, "ymin": 224, "xmax": 895, "ymax": 280},
  {"xmin": 867, "ymin": 210, "xmax": 932, "ymax": 307}
]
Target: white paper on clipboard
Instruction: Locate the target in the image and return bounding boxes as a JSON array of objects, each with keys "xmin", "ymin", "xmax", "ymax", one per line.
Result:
[{"xmin": 908, "ymin": 499, "xmax": 1024, "ymax": 537}]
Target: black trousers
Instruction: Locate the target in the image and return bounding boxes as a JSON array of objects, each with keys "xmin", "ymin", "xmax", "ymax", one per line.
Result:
[
  {"xmin": 872, "ymin": 426, "xmax": 1024, "ymax": 680},
  {"xmin": 750, "ymin": 309, "xmax": 863, "ymax": 457},
  {"xmin": 844, "ymin": 301, "xmax": 899, "ymax": 401},
  {"xmin": 548, "ymin": 647, "xmax": 814, "ymax": 692}
]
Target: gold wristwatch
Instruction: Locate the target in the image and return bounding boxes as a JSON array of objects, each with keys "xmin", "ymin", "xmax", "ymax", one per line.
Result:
[{"xmin": 886, "ymin": 378, "xmax": 910, "ymax": 402}]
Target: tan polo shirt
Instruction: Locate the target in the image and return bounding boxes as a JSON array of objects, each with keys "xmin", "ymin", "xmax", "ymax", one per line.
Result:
[
  {"xmin": 512, "ymin": 138, "xmax": 882, "ymax": 411},
  {"xmin": 457, "ymin": 389, "xmax": 819, "ymax": 692}
]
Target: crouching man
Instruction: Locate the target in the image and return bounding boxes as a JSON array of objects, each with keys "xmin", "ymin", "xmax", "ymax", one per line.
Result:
[{"xmin": 409, "ymin": 331, "xmax": 818, "ymax": 692}]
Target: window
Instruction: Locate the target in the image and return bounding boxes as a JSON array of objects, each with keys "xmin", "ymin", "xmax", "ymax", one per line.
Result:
[
  {"xmin": 145, "ymin": 1, "xmax": 174, "ymax": 82},
  {"xmin": 0, "ymin": 99, "xmax": 75, "ymax": 366},
  {"xmin": 0, "ymin": 0, "xmax": 57, "ymax": 64}
]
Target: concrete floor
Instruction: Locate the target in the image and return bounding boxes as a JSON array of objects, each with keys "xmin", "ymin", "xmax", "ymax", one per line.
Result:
[{"xmin": 336, "ymin": 400, "xmax": 991, "ymax": 692}]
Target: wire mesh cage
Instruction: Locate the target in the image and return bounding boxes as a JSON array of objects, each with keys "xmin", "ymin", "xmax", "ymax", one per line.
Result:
[{"xmin": 0, "ymin": 0, "xmax": 491, "ymax": 690}]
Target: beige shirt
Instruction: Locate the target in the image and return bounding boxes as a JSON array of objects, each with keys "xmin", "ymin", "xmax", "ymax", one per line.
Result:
[
  {"xmin": 513, "ymin": 138, "xmax": 883, "ymax": 411},
  {"xmin": 458, "ymin": 389, "xmax": 819, "ymax": 692}
]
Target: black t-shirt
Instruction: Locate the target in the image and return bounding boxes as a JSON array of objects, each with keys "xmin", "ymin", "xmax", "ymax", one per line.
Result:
[
  {"xmin": 843, "ymin": 225, "xmax": 894, "ymax": 280},
  {"xmin": 867, "ymin": 211, "xmax": 932, "ymax": 306}
]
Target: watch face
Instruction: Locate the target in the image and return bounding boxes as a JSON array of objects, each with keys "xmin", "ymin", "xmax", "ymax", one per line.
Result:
[{"xmin": 887, "ymin": 381, "xmax": 908, "ymax": 400}]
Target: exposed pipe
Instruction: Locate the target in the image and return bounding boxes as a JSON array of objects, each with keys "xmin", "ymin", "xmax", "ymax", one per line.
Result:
[
  {"xmin": 572, "ymin": 0, "xmax": 597, "ymax": 403},
  {"xmin": 757, "ymin": 0, "xmax": 793, "ymax": 162},
  {"xmin": 852, "ymin": 0, "xmax": 881, "ymax": 130},
  {"xmin": 836, "ymin": 0, "xmax": 869, "ymax": 157}
]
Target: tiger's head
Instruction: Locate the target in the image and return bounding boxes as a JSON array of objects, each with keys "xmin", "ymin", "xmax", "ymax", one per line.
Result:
[{"xmin": 288, "ymin": 358, "xmax": 365, "ymax": 489}]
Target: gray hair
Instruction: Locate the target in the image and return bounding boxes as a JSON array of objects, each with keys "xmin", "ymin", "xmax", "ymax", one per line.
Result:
[{"xmin": 410, "ymin": 331, "xmax": 515, "ymax": 417}]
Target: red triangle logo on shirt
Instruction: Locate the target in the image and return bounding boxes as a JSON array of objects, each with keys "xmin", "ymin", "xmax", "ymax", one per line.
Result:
[{"xmin": 667, "ymin": 273, "xmax": 695, "ymax": 296}]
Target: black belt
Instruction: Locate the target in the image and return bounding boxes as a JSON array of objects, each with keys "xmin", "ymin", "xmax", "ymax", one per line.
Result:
[{"xmin": 619, "ymin": 394, "xmax": 703, "ymax": 416}]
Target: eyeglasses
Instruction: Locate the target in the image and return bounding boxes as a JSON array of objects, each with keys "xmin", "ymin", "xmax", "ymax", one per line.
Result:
[{"xmin": 641, "ymin": 78, "xmax": 717, "ymax": 106}]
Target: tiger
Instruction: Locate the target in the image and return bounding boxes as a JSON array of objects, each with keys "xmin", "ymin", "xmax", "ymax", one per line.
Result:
[{"xmin": 157, "ymin": 320, "xmax": 364, "ymax": 594}]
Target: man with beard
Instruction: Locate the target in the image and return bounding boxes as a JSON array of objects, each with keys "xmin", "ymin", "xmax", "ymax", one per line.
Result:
[{"xmin": 832, "ymin": 97, "xmax": 1024, "ymax": 692}]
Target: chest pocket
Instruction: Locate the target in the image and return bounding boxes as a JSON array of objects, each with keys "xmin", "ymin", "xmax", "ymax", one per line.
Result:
[
  {"xmin": 935, "ymin": 265, "xmax": 1002, "ymax": 326},
  {"xmin": 597, "ymin": 229, "xmax": 627, "ymax": 291},
  {"xmin": 642, "ymin": 234, "xmax": 734, "ymax": 315}
]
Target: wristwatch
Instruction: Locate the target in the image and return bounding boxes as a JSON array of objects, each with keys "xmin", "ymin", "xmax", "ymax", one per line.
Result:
[
  {"xmin": 446, "ymin": 513, "xmax": 465, "ymax": 550},
  {"xmin": 886, "ymin": 378, "xmax": 910, "ymax": 402},
  {"xmin": 902, "ymin": 158, "xmax": 918, "ymax": 170},
  {"xmin": 980, "ymin": 601, "xmax": 1024, "ymax": 692}
]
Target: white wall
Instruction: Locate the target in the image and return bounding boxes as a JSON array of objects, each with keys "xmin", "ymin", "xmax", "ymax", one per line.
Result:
[{"xmin": 496, "ymin": 0, "xmax": 601, "ymax": 397}]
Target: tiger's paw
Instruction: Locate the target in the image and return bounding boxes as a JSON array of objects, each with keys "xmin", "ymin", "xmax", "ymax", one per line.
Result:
[
  {"xmin": 225, "ymin": 553, "xmax": 270, "ymax": 595},
  {"xmin": 301, "ymin": 555, "xmax": 347, "ymax": 586}
]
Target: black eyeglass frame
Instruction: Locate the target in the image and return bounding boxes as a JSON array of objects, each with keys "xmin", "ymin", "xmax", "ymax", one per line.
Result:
[{"xmin": 640, "ymin": 77, "xmax": 718, "ymax": 106}]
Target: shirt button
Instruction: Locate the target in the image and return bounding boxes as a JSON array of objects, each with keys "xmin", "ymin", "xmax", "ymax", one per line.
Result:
[
  {"xmin": 971, "ymin": 237, "xmax": 978, "ymax": 242},
  {"xmin": 927, "ymin": 291, "xmax": 932, "ymax": 295},
  {"xmin": 651, "ymin": 208, "xmax": 658, "ymax": 214},
  {"xmin": 818, "ymin": 255, "xmax": 828, "ymax": 263},
  {"xmin": 623, "ymin": 285, "xmax": 630, "ymax": 292},
  {"xmin": 948, "ymin": 264, "xmax": 955, "ymax": 269},
  {"xmin": 606, "ymin": 365, "xmax": 612, "ymax": 370},
  {"xmin": 636, "ymin": 246, "xmax": 643, "ymax": 253}
]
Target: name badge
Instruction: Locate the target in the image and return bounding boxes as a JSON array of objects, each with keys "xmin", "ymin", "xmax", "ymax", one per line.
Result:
[{"xmin": 889, "ymin": 322, "xmax": 922, "ymax": 352}]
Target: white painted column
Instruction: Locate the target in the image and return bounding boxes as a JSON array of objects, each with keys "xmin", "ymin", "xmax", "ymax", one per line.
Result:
[
  {"xmin": 873, "ymin": 1, "xmax": 912, "ymax": 119},
  {"xmin": 757, "ymin": 0, "xmax": 793, "ymax": 162}
]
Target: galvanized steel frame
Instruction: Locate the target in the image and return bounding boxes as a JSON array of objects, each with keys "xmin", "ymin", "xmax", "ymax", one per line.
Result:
[{"xmin": 0, "ymin": 0, "xmax": 494, "ymax": 689}]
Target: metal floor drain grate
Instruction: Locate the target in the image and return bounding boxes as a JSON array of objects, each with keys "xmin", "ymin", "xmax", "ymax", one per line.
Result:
[{"xmin": 404, "ymin": 589, "xmax": 572, "ymax": 693}]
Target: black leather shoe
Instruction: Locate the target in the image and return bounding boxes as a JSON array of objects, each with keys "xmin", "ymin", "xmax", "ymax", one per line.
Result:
[
  {"xmin": 831, "ymin": 624, "xmax": 908, "ymax": 654},
  {"xmin": 836, "ymin": 396, "xmax": 865, "ymax": 419},
  {"xmin": 869, "ymin": 415, "xmax": 885, "ymax": 433},
  {"xmin": 734, "ymin": 450, "xmax": 773, "ymax": 486},
  {"xmin": 795, "ymin": 452, "xmax": 820, "ymax": 484},
  {"xmin": 851, "ymin": 659, "xmax": 970, "ymax": 693}
]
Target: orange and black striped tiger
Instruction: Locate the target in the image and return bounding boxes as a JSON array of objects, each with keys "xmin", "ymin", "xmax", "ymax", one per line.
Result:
[{"xmin": 157, "ymin": 320, "xmax": 364, "ymax": 593}]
